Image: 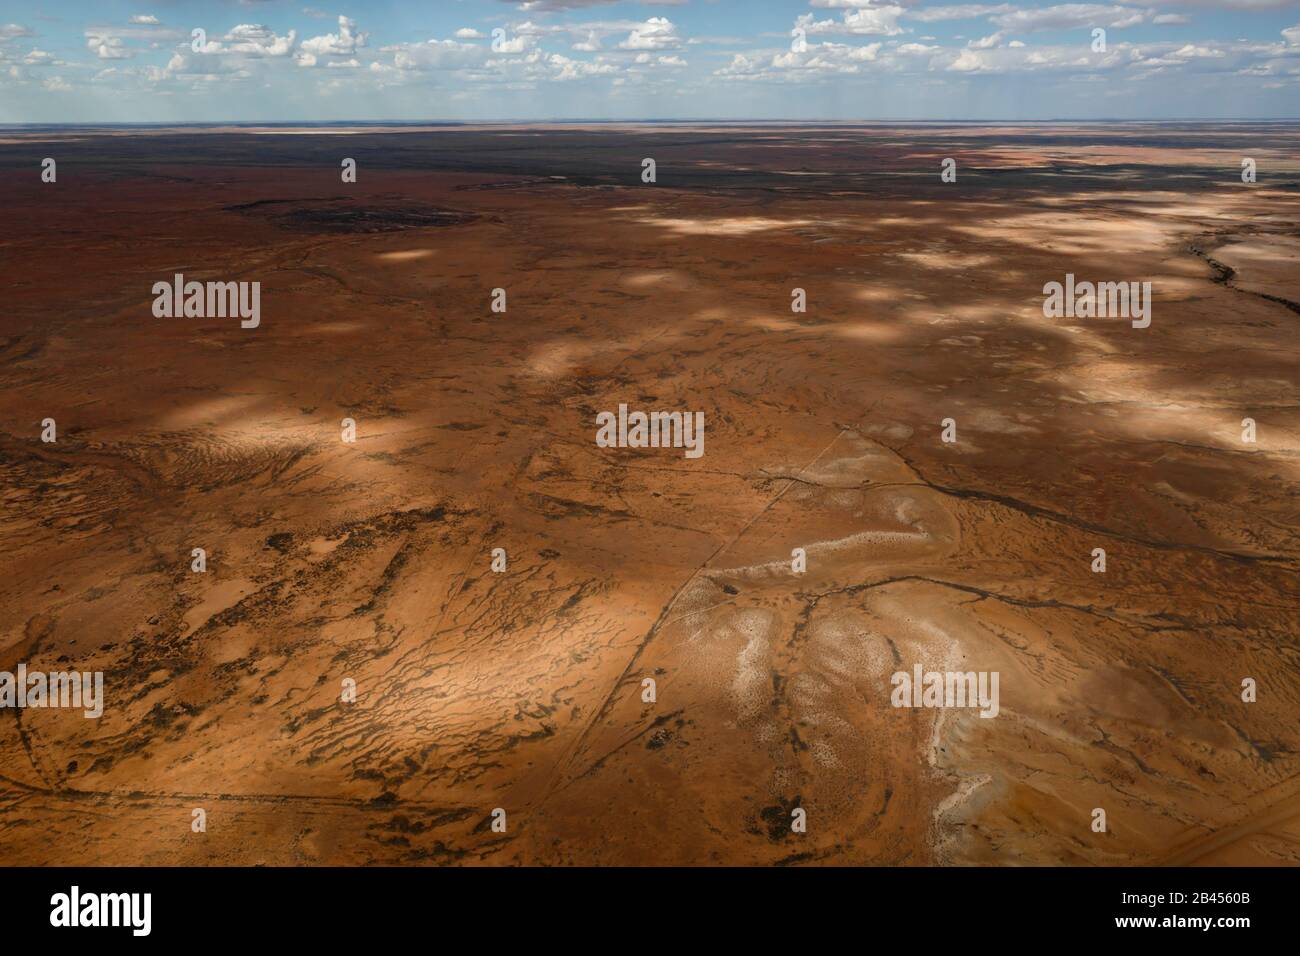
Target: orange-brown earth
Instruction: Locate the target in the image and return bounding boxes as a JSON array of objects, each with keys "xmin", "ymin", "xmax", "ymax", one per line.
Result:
[{"xmin": 0, "ymin": 123, "xmax": 1297, "ymax": 865}]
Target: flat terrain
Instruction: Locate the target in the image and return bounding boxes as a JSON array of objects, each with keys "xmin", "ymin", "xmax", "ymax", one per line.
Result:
[{"xmin": 0, "ymin": 123, "xmax": 1297, "ymax": 865}]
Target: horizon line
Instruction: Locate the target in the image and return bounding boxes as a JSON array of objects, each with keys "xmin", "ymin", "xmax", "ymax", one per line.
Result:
[{"xmin": 5, "ymin": 117, "xmax": 1300, "ymax": 128}]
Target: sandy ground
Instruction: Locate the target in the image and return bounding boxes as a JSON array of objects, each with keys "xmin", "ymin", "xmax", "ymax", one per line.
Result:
[{"xmin": 0, "ymin": 123, "xmax": 1297, "ymax": 865}]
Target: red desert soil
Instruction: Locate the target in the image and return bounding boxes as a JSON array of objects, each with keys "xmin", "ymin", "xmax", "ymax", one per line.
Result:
[{"xmin": 0, "ymin": 124, "xmax": 1297, "ymax": 865}]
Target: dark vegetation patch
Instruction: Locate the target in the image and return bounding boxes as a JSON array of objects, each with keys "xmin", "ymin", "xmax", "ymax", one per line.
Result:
[{"xmin": 224, "ymin": 196, "xmax": 478, "ymax": 233}]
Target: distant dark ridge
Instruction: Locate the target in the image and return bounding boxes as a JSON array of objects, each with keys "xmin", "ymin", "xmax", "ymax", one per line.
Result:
[{"xmin": 2, "ymin": 126, "xmax": 1297, "ymax": 202}]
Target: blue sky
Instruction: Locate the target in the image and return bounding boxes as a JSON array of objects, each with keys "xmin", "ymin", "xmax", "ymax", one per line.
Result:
[{"xmin": 2, "ymin": 1, "xmax": 1298, "ymax": 121}]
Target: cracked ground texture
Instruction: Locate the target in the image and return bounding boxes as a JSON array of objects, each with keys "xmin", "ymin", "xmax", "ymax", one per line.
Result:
[{"xmin": 0, "ymin": 123, "xmax": 1297, "ymax": 865}]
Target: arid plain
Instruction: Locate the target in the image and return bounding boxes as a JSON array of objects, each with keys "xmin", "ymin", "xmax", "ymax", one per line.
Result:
[{"xmin": 0, "ymin": 123, "xmax": 1297, "ymax": 865}]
